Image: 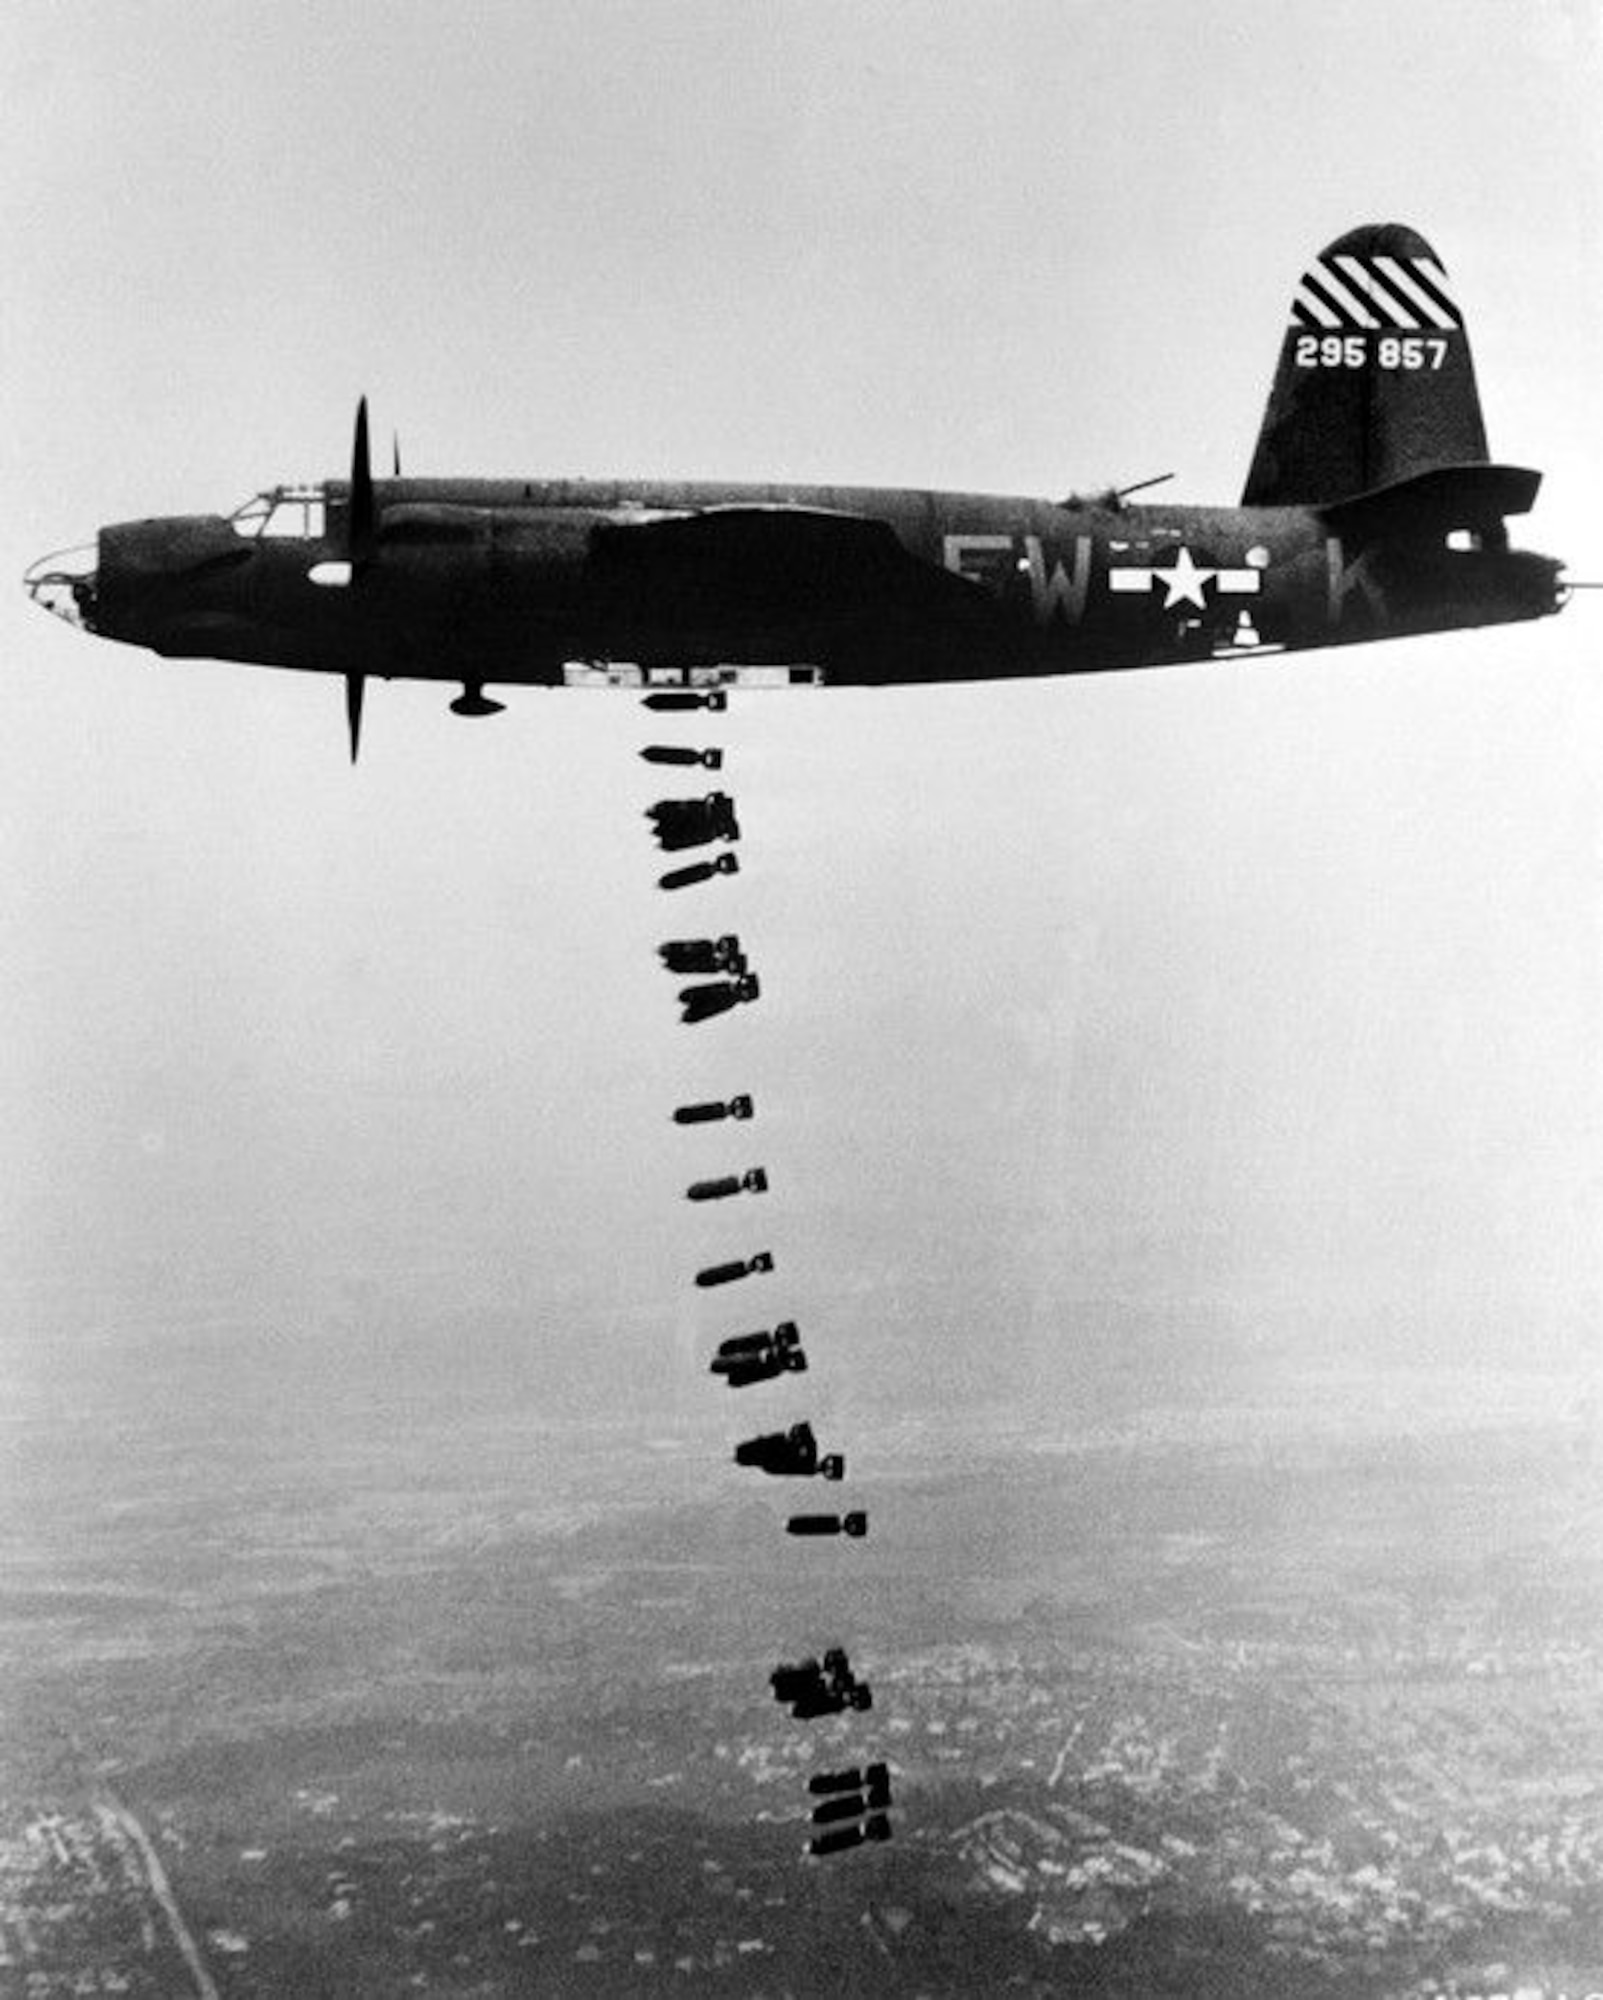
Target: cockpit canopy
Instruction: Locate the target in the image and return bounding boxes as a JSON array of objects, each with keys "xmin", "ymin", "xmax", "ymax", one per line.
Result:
[{"xmin": 229, "ymin": 484, "xmax": 328, "ymax": 540}]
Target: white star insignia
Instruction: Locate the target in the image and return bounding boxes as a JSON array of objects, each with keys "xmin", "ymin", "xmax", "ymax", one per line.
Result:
[{"xmin": 1149, "ymin": 546, "xmax": 1215, "ymax": 609}]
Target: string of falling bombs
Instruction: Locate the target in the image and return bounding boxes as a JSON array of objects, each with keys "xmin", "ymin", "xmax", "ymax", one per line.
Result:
[{"xmin": 641, "ymin": 689, "xmax": 896, "ymax": 1860}]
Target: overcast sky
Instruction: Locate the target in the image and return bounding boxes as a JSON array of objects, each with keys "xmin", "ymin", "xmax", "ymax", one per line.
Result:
[{"xmin": 2, "ymin": 1, "xmax": 1600, "ymax": 1453}]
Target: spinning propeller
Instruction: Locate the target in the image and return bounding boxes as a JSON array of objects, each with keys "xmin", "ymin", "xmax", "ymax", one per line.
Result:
[
  {"xmin": 334, "ymin": 400, "xmax": 493, "ymax": 763},
  {"xmin": 343, "ymin": 398, "xmax": 375, "ymax": 763}
]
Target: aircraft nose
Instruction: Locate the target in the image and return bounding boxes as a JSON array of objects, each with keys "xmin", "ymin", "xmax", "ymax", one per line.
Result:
[{"xmin": 23, "ymin": 539, "xmax": 99, "ymax": 632}]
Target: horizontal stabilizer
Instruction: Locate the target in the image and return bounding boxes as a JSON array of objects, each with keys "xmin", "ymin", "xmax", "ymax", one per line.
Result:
[{"xmin": 1320, "ymin": 462, "xmax": 1541, "ymax": 544}]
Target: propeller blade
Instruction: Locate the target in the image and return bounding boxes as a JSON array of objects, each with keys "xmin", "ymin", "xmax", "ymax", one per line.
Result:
[
  {"xmin": 349, "ymin": 397, "xmax": 375, "ymax": 565},
  {"xmin": 340, "ymin": 402, "xmax": 377, "ymax": 761},
  {"xmin": 345, "ymin": 672, "xmax": 366, "ymax": 764}
]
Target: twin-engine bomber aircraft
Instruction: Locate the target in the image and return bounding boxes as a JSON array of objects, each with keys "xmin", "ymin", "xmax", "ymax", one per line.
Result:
[{"xmin": 25, "ymin": 224, "xmax": 1569, "ymax": 759}]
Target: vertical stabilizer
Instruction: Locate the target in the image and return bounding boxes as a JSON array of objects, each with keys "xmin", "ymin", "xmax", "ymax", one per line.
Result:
[{"xmin": 1243, "ymin": 224, "xmax": 1490, "ymax": 507}]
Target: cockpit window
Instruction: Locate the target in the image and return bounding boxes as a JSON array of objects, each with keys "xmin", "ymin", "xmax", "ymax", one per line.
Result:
[
  {"xmin": 230, "ymin": 486, "xmax": 327, "ymax": 540},
  {"xmin": 229, "ymin": 495, "xmax": 273, "ymax": 537}
]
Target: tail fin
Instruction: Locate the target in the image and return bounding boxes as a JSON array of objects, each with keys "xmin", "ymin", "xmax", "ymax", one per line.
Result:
[{"xmin": 1243, "ymin": 223, "xmax": 1491, "ymax": 507}]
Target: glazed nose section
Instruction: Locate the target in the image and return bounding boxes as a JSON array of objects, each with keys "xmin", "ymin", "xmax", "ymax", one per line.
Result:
[{"xmin": 23, "ymin": 540, "xmax": 99, "ymax": 631}]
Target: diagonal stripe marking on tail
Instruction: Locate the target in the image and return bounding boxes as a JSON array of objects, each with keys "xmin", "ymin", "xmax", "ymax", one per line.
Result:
[
  {"xmin": 1359, "ymin": 258, "xmax": 1447, "ymax": 332},
  {"xmin": 1318, "ymin": 258, "xmax": 1386, "ymax": 327},
  {"xmin": 1299, "ymin": 264, "xmax": 1376, "ymax": 329},
  {"xmin": 1398, "ymin": 257, "xmax": 1462, "ymax": 328},
  {"xmin": 1330, "ymin": 255, "xmax": 1397, "ymax": 326},
  {"xmin": 1360, "ymin": 257, "xmax": 1441, "ymax": 330},
  {"xmin": 1332, "ymin": 255, "xmax": 1429, "ymax": 330},
  {"xmin": 1318, "ymin": 259, "xmax": 1387, "ymax": 327},
  {"xmin": 1292, "ymin": 287, "xmax": 1343, "ymax": 329}
]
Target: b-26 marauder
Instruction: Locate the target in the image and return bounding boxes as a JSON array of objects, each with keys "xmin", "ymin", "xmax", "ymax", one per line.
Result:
[{"xmin": 25, "ymin": 224, "xmax": 1569, "ymax": 759}]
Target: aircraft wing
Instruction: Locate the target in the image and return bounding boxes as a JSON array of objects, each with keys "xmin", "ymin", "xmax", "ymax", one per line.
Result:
[{"xmin": 589, "ymin": 504, "xmax": 989, "ymax": 623}]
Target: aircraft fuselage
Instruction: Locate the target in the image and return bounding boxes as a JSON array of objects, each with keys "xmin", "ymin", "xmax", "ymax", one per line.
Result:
[{"xmin": 57, "ymin": 475, "xmax": 1563, "ymax": 696}]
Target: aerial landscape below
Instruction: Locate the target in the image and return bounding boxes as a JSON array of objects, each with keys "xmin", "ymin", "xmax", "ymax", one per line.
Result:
[{"xmin": 4, "ymin": 1311, "xmax": 1601, "ymax": 1997}]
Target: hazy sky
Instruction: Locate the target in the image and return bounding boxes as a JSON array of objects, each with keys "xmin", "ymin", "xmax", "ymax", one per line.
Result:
[{"xmin": 3, "ymin": 1, "xmax": 1600, "ymax": 1444}]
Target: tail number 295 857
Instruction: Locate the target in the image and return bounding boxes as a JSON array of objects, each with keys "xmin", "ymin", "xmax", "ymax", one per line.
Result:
[{"xmin": 1295, "ymin": 335, "xmax": 1447, "ymax": 369}]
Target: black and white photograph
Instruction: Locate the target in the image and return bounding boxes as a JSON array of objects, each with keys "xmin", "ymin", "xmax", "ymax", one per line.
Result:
[{"xmin": 4, "ymin": 3, "xmax": 1601, "ymax": 1993}]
